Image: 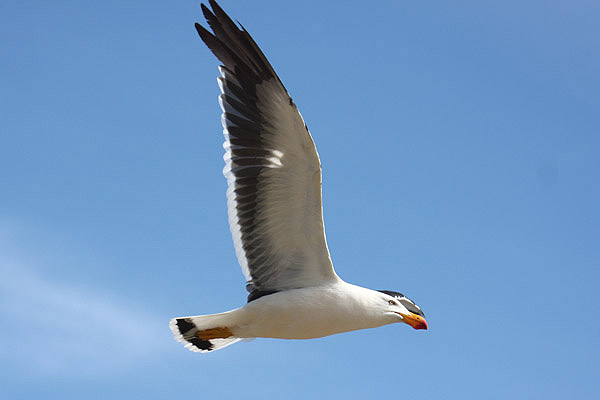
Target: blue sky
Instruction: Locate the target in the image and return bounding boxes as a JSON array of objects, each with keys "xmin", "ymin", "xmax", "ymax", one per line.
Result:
[{"xmin": 2, "ymin": 0, "xmax": 599, "ymax": 398}]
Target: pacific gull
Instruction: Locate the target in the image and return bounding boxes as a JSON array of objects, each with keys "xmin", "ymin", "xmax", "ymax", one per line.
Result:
[{"xmin": 170, "ymin": 0, "xmax": 428, "ymax": 353}]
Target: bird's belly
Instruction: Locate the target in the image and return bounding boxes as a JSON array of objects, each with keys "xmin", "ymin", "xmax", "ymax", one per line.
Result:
[{"xmin": 232, "ymin": 286, "xmax": 385, "ymax": 339}]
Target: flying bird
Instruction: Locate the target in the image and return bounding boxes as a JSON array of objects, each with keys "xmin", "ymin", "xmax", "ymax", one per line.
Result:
[{"xmin": 170, "ymin": 0, "xmax": 428, "ymax": 353}]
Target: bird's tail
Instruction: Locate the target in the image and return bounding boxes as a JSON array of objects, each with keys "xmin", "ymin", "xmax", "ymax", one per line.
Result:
[{"xmin": 169, "ymin": 312, "xmax": 242, "ymax": 353}]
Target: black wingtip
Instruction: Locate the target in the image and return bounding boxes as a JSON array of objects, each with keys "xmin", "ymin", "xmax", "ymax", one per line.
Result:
[
  {"xmin": 194, "ymin": 22, "xmax": 217, "ymax": 49},
  {"xmin": 208, "ymin": 0, "xmax": 226, "ymax": 16},
  {"xmin": 209, "ymin": 0, "xmax": 236, "ymax": 25},
  {"xmin": 201, "ymin": 2, "xmax": 215, "ymax": 23},
  {"xmin": 194, "ymin": 21, "xmax": 208, "ymax": 37},
  {"xmin": 195, "ymin": 0, "xmax": 285, "ymax": 93}
]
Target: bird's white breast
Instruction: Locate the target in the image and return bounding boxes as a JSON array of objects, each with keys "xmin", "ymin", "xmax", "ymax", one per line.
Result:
[{"xmin": 230, "ymin": 281, "xmax": 395, "ymax": 339}]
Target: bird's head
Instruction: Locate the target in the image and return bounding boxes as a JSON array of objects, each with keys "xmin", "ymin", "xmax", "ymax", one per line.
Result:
[{"xmin": 378, "ymin": 290, "xmax": 428, "ymax": 330}]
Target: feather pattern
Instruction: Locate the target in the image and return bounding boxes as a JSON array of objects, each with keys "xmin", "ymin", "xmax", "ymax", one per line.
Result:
[{"xmin": 196, "ymin": 0, "xmax": 338, "ymax": 296}]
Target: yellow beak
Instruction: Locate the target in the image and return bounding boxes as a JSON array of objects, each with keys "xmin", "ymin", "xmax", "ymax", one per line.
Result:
[{"xmin": 401, "ymin": 312, "xmax": 428, "ymax": 330}]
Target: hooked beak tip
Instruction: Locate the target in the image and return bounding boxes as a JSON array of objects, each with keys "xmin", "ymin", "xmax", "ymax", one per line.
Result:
[
  {"xmin": 415, "ymin": 319, "xmax": 428, "ymax": 330},
  {"xmin": 402, "ymin": 313, "xmax": 428, "ymax": 330}
]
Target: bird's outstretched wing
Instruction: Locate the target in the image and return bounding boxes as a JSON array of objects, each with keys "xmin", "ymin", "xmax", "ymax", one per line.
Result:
[{"xmin": 196, "ymin": 1, "xmax": 338, "ymax": 298}]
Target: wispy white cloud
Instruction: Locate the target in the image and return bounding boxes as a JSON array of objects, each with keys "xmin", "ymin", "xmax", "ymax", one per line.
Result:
[{"xmin": 0, "ymin": 222, "xmax": 168, "ymax": 376}]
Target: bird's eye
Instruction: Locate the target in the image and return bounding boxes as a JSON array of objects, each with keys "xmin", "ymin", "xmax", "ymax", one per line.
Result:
[{"xmin": 388, "ymin": 300, "xmax": 396, "ymax": 306}]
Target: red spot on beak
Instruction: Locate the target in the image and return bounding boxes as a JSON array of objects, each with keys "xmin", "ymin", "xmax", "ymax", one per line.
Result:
[
  {"xmin": 403, "ymin": 313, "xmax": 428, "ymax": 330},
  {"xmin": 415, "ymin": 318, "xmax": 428, "ymax": 330}
]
